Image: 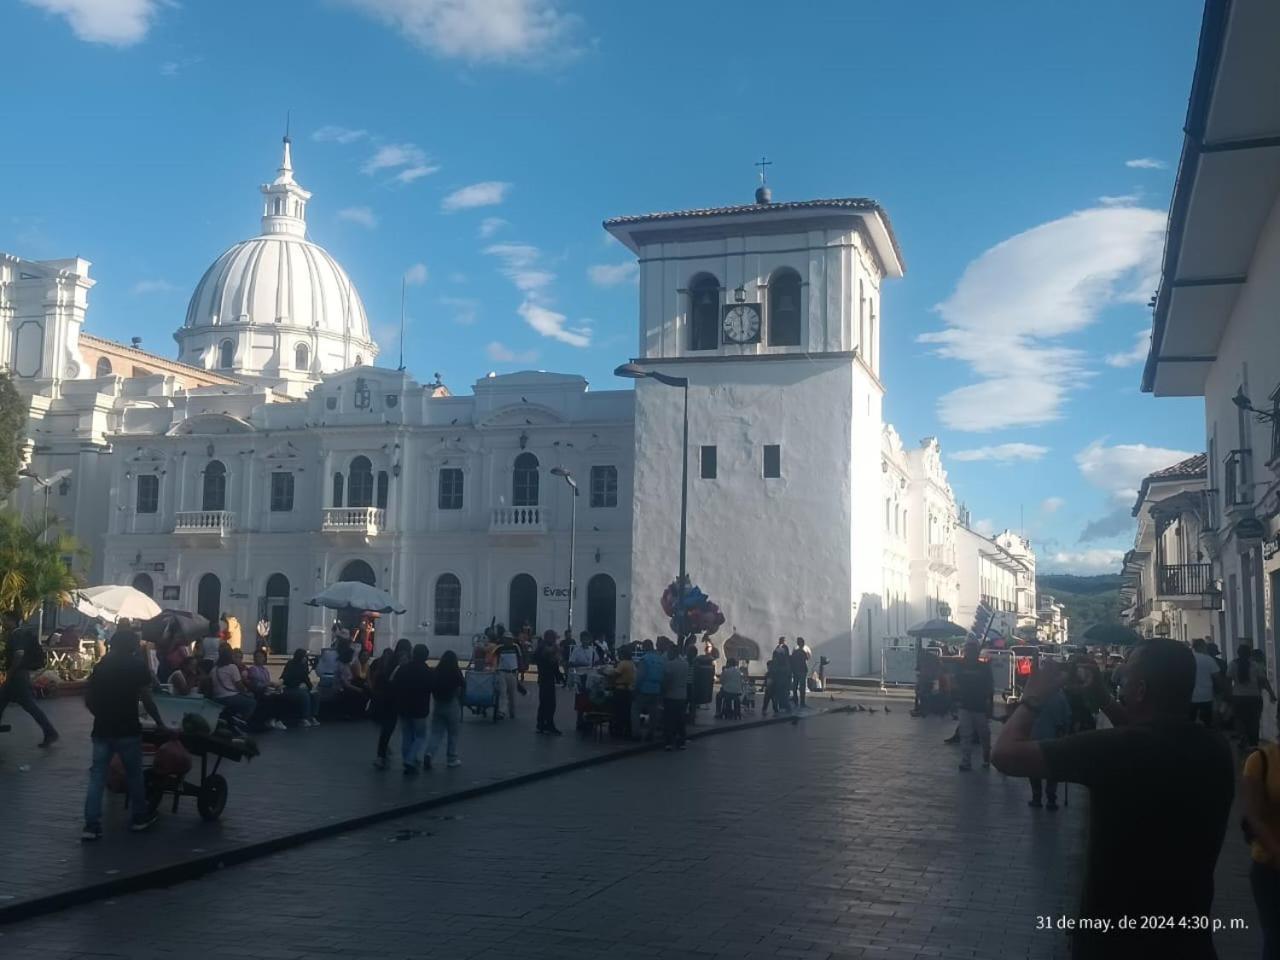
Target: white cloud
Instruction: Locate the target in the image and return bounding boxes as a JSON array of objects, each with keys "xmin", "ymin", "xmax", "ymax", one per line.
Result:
[
  {"xmin": 1125, "ymin": 157, "xmax": 1167, "ymax": 170},
  {"xmin": 484, "ymin": 242, "xmax": 539, "ymax": 268},
  {"xmin": 1076, "ymin": 439, "xmax": 1197, "ymax": 506},
  {"xmin": 1041, "ymin": 548, "xmax": 1126, "ymax": 575},
  {"xmin": 1105, "ymin": 328, "xmax": 1152, "ymax": 368},
  {"xmin": 971, "ymin": 518, "xmax": 996, "ymax": 537},
  {"xmin": 337, "ymin": 0, "xmax": 578, "ymax": 64},
  {"xmin": 950, "ymin": 442, "xmax": 1048, "ymax": 463},
  {"xmin": 440, "ymin": 296, "xmax": 478, "ymax": 325},
  {"xmin": 131, "ymin": 279, "xmax": 176, "ymax": 295},
  {"xmin": 518, "ymin": 300, "xmax": 590, "ymax": 347},
  {"xmin": 1040, "ymin": 496, "xmax": 1066, "ymax": 514},
  {"xmin": 404, "ymin": 263, "xmax": 428, "ymax": 285},
  {"xmin": 486, "ymin": 341, "xmax": 539, "ymax": 363},
  {"xmin": 588, "ymin": 262, "xmax": 639, "ymax": 287},
  {"xmin": 22, "ymin": 0, "xmax": 159, "ymax": 46},
  {"xmin": 920, "ymin": 205, "xmax": 1165, "ymax": 432},
  {"xmin": 159, "ymin": 56, "xmax": 201, "ymax": 77},
  {"xmin": 361, "ymin": 143, "xmax": 439, "ymax": 183},
  {"xmin": 313, "ymin": 125, "xmax": 368, "ymax": 145},
  {"xmin": 479, "ymin": 217, "xmax": 508, "ymax": 238},
  {"xmin": 337, "ymin": 206, "xmax": 378, "ymax": 229},
  {"xmin": 1098, "ymin": 194, "xmax": 1140, "ymax": 207},
  {"xmin": 442, "ymin": 181, "xmax": 511, "ymax": 212}
]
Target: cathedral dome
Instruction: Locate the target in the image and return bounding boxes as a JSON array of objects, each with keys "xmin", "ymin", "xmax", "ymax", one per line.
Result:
[{"xmin": 176, "ymin": 137, "xmax": 378, "ymax": 384}]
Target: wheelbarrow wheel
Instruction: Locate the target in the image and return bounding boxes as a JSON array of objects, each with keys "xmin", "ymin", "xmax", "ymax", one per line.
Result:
[{"xmin": 196, "ymin": 773, "xmax": 228, "ymax": 821}]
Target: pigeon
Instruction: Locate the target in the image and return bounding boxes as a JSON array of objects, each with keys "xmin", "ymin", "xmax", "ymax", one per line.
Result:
[
  {"xmin": 521, "ymin": 396, "xmax": 528, "ymax": 402},
  {"xmin": 884, "ymin": 705, "xmax": 891, "ymax": 713},
  {"xmin": 451, "ymin": 418, "xmax": 458, "ymax": 424},
  {"xmin": 868, "ymin": 707, "xmax": 879, "ymax": 714}
]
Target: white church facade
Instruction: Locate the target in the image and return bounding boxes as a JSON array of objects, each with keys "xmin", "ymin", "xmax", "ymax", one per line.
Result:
[{"xmin": 2, "ymin": 138, "xmax": 1033, "ymax": 676}]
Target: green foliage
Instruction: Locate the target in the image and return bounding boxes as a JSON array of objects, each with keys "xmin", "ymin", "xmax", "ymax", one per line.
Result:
[
  {"xmin": 1037, "ymin": 574, "xmax": 1124, "ymax": 642},
  {"xmin": 0, "ymin": 372, "xmax": 27, "ymax": 499},
  {"xmin": 0, "ymin": 510, "xmax": 83, "ymax": 622}
]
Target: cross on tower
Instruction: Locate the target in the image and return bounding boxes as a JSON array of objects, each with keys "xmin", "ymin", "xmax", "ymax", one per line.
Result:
[{"xmin": 754, "ymin": 155, "xmax": 772, "ymax": 185}]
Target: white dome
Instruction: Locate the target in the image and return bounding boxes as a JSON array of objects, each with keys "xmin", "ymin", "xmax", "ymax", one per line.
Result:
[{"xmin": 183, "ymin": 234, "xmax": 371, "ymax": 341}]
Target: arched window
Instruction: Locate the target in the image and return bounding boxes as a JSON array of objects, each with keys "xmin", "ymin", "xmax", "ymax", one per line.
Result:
[
  {"xmin": 131, "ymin": 573, "xmax": 154, "ymax": 598},
  {"xmin": 294, "ymin": 343, "xmax": 309, "ymax": 370},
  {"xmin": 586, "ymin": 574, "xmax": 617, "ymax": 641},
  {"xmin": 512, "ymin": 452, "xmax": 539, "ymax": 507},
  {"xmin": 433, "ymin": 574, "xmax": 461, "ymax": 636},
  {"xmin": 332, "ymin": 472, "xmax": 344, "ymax": 507},
  {"xmin": 339, "ymin": 559, "xmax": 376, "ymax": 586},
  {"xmin": 688, "ymin": 274, "xmax": 720, "ymax": 351},
  {"xmin": 202, "ymin": 460, "xmax": 227, "ymax": 512},
  {"xmin": 768, "ymin": 269, "xmax": 802, "ymax": 347},
  {"xmin": 196, "ymin": 573, "xmax": 221, "ymax": 628},
  {"xmin": 218, "ymin": 339, "xmax": 235, "ymax": 369},
  {"xmin": 95, "ymin": 356, "xmax": 113, "ymax": 377},
  {"xmin": 508, "ymin": 573, "xmax": 537, "ymax": 634},
  {"xmin": 348, "ymin": 456, "xmax": 374, "ymax": 508}
]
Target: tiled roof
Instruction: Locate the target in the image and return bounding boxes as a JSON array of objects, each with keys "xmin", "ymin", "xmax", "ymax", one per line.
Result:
[
  {"xmin": 1147, "ymin": 452, "xmax": 1208, "ymax": 480},
  {"xmin": 603, "ymin": 198, "xmax": 904, "ymax": 271}
]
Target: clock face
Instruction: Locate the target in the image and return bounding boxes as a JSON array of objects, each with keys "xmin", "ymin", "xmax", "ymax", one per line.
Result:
[{"xmin": 722, "ymin": 304, "xmax": 761, "ymax": 344}]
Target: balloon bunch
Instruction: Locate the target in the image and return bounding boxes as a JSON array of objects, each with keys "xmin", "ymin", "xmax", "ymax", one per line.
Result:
[{"xmin": 661, "ymin": 577, "xmax": 726, "ymax": 638}]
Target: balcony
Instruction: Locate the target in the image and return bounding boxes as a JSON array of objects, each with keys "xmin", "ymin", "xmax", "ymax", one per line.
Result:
[
  {"xmin": 927, "ymin": 543, "xmax": 957, "ymax": 573},
  {"xmin": 490, "ymin": 505, "xmax": 547, "ymax": 534},
  {"xmin": 322, "ymin": 507, "xmax": 384, "ymax": 536},
  {"xmin": 1157, "ymin": 563, "xmax": 1213, "ymax": 599},
  {"xmin": 174, "ymin": 510, "xmax": 235, "ymax": 537}
]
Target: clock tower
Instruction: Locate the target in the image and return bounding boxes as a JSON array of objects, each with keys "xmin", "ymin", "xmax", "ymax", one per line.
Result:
[{"xmin": 606, "ymin": 190, "xmax": 904, "ymax": 676}]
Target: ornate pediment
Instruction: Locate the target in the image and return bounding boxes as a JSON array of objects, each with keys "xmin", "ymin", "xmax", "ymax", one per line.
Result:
[
  {"xmin": 167, "ymin": 412, "xmax": 256, "ymax": 436},
  {"xmin": 477, "ymin": 403, "xmax": 564, "ymax": 429}
]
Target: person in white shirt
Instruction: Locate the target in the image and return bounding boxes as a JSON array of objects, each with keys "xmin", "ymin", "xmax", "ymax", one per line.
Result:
[
  {"xmin": 569, "ymin": 639, "xmax": 596, "ymax": 693},
  {"xmin": 716, "ymin": 658, "xmax": 745, "ymax": 719},
  {"xmin": 1189, "ymin": 637, "xmax": 1220, "ymax": 726}
]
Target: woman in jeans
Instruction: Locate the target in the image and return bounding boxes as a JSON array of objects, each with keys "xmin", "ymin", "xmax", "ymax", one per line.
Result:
[
  {"xmin": 1233, "ymin": 644, "xmax": 1277, "ymax": 749},
  {"xmin": 280, "ymin": 648, "xmax": 320, "ymax": 727},
  {"xmin": 1243, "ymin": 737, "xmax": 1280, "ymax": 958},
  {"xmin": 391, "ymin": 644, "xmax": 432, "ymax": 775},
  {"xmin": 210, "ymin": 643, "xmax": 255, "ymax": 721},
  {"xmin": 424, "ymin": 650, "xmax": 465, "ymax": 769},
  {"xmin": 371, "ymin": 639, "xmax": 411, "ymax": 769}
]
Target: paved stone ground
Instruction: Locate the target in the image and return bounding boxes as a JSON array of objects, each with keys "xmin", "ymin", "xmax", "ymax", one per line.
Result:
[
  {"xmin": 0, "ymin": 705, "xmax": 1263, "ymax": 960},
  {"xmin": 2, "ymin": 682, "xmax": 795, "ymax": 906}
]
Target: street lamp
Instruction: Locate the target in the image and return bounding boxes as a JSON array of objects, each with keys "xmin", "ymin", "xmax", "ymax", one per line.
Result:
[
  {"xmin": 18, "ymin": 467, "xmax": 73, "ymax": 638},
  {"xmin": 614, "ymin": 362, "xmax": 692, "ymax": 639},
  {"xmin": 550, "ymin": 467, "xmax": 578, "ymax": 646}
]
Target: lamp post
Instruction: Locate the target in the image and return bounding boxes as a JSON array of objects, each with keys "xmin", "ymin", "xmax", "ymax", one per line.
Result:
[
  {"xmin": 614, "ymin": 362, "xmax": 691, "ymax": 640},
  {"xmin": 18, "ymin": 467, "xmax": 73, "ymax": 639},
  {"xmin": 550, "ymin": 467, "xmax": 578, "ymax": 646}
]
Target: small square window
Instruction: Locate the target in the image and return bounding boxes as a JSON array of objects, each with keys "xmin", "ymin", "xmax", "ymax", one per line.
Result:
[
  {"xmin": 700, "ymin": 445, "xmax": 717, "ymax": 480},
  {"xmin": 438, "ymin": 468, "xmax": 464, "ymax": 510},
  {"xmin": 270, "ymin": 471, "xmax": 295, "ymax": 512},
  {"xmin": 763, "ymin": 444, "xmax": 781, "ymax": 479},
  {"xmin": 136, "ymin": 474, "xmax": 159, "ymax": 514}
]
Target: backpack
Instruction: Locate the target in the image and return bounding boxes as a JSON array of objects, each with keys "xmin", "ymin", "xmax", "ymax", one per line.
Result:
[
  {"xmin": 636, "ymin": 654, "xmax": 664, "ymax": 694},
  {"xmin": 1244, "ymin": 748, "xmax": 1269, "ymax": 845}
]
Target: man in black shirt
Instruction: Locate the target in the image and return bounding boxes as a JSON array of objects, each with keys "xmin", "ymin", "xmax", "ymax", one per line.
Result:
[
  {"xmin": 0, "ymin": 613, "xmax": 59, "ymax": 746},
  {"xmin": 954, "ymin": 642, "xmax": 993, "ymax": 771},
  {"xmin": 992, "ymin": 638, "xmax": 1233, "ymax": 959},
  {"xmin": 82, "ymin": 629, "xmax": 168, "ymax": 841}
]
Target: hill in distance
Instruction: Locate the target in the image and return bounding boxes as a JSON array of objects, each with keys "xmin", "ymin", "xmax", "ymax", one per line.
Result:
[{"xmin": 1036, "ymin": 574, "xmax": 1124, "ymax": 641}]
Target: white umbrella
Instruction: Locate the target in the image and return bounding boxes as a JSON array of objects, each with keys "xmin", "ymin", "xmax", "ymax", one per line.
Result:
[
  {"xmin": 306, "ymin": 581, "xmax": 405, "ymax": 614},
  {"xmin": 76, "ymin": 584, "xmax": 163, "ymax": 623}
]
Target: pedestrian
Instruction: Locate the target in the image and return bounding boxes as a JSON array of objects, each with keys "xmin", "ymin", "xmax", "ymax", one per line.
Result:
[
  {"xmin": 198, "ymin": 629, "xmax": 220, "ymax": 672},
  {"xmin": 493, "ymin": 629, "xmax": 524, "ymax": 720},
  {"xmin": 559, "ymin": 630, "xmax": 574, "ymax": 687},
  {"xmin": 392, "ymin": 643, "xmax": 432, "ymax": 774},
  {"xmin": 372, "ymin": 638, "xmax": 411, "ymax": 769},
  {"xmin": 210, "ymin": 642, "xmax": 255, "ymax": 722},
  {"xmin": 662, "ymin": 643, "xmax": 689, "ymax": 751},
  {"xmin": 611, "ymin": 645, "xmax": 635, "ymax": 739},
  {"xmin": 762, "ymin": 647, "xmax": 791, "ymax": 718},
  {"xmin": 1027, "ymin": 688, "xmax": 1071, "ymax": 810},
  {"xmin": 992, "ymin": 638, "xmax": 1234, "ymax": 960},
  {"xmin": 634, "ymin": 638, "xmax": 665, "ymax": 740},
  {"xmin": 790, "ymin": 638, "xmax": 812, "ymax": 707},
  {"xmin": 1233, "ymin": 643, "xmax": 1277, "ymax": 749},
  {"xmin": 535, "ymin": 630, "xmax": 564, "ymax": 735},
  {"xmin": 1190, "ymin": 638, "xmax": 1218, "ymax": 726},
  {"xmin": 1064, "ymin": 655, "xmax": 1104, "ymax": 733},
  {"xmin": 280, "ymin": 647, "xmax": 320, "ymax": 726},
  {"xmin": 0, "ymin": 614, "xmax": 59, "ymax": 746},
  {"xmin": 1243, "ymin": 734, "xmax": 1280, "ymax": 959},
  {"xmin": 716, "ymin": 657, "xmax": 744, "ymax": 719},
  {"xmin": 423, "ymin": 650, "xmax": 464, "ymax": 769},
  {"xmin": 593, "ymin": 633, "xmax": 615, "ymax": 666},
  {"xmin": 81, "ymin": 628, "xmax": 168, "ymax": 840},
  {"xmin": 954, "ymin": 641, "xmax": 992, "ymax": 771},
  {"xmin": 569, "ymin": 631, "xmax": 596, "ymax": 693}
]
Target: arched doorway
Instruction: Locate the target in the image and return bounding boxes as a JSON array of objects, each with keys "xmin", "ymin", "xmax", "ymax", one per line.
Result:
[
  {"xmin": 339, "ymin": 559, "xmax": 376, "ymax": 586},
  {"xmin": 263, "ymin": 573, "xmax": 290, "ymax": 654},
  {"xmin": 196, "ymin": 573, "xmax": 221, "ymax": 634},
  {"xmin": 586, "ymin": 574, "xmax": 616, "ymax": 641},
  {"xmin": 131, "ymin": 573, "xmax": 154, "ymax": 598},
  {"xmin": 508, "ymin": 574, "xmax": 537, "ymax": 635}
]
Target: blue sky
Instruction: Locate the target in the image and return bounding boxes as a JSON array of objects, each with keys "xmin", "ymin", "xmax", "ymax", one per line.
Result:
[{"xmin": 2, "ymin": 0, "xmax": 1209, "ymax": 574}]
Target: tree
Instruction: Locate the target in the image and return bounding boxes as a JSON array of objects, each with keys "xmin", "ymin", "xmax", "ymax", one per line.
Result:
[
  {"xmin": 0, "ymin": 372, "xmax": 27, "ymax": 499},
  {"xmin": 0, "ymin": 511, "xmax": 81, "ymax": 622}
]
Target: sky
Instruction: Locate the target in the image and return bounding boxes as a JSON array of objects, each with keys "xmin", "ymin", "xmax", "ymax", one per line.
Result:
[{"xmin": 1, "ymin": 0, "xmax": 1209, "ymax": 575}]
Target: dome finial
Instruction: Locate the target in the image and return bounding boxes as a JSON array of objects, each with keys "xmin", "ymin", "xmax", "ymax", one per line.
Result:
[
  {"xmin": 279, "ymin": 113, "xmax": 294, "ymax": 180},
  {"xmin": 753, "ymin": 155, "xmax": 773, "ymax": 204}
]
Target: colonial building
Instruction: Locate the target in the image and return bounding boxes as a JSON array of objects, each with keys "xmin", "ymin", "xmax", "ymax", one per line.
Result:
[{"xmin": 3, "ymin": 138, "xmax": 1033, "ymax": 675}]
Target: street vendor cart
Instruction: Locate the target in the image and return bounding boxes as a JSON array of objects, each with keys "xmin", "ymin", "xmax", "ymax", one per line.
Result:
[{"xmin": 142, "ymin": 695, "xmax": 254, "ymax": 821}]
